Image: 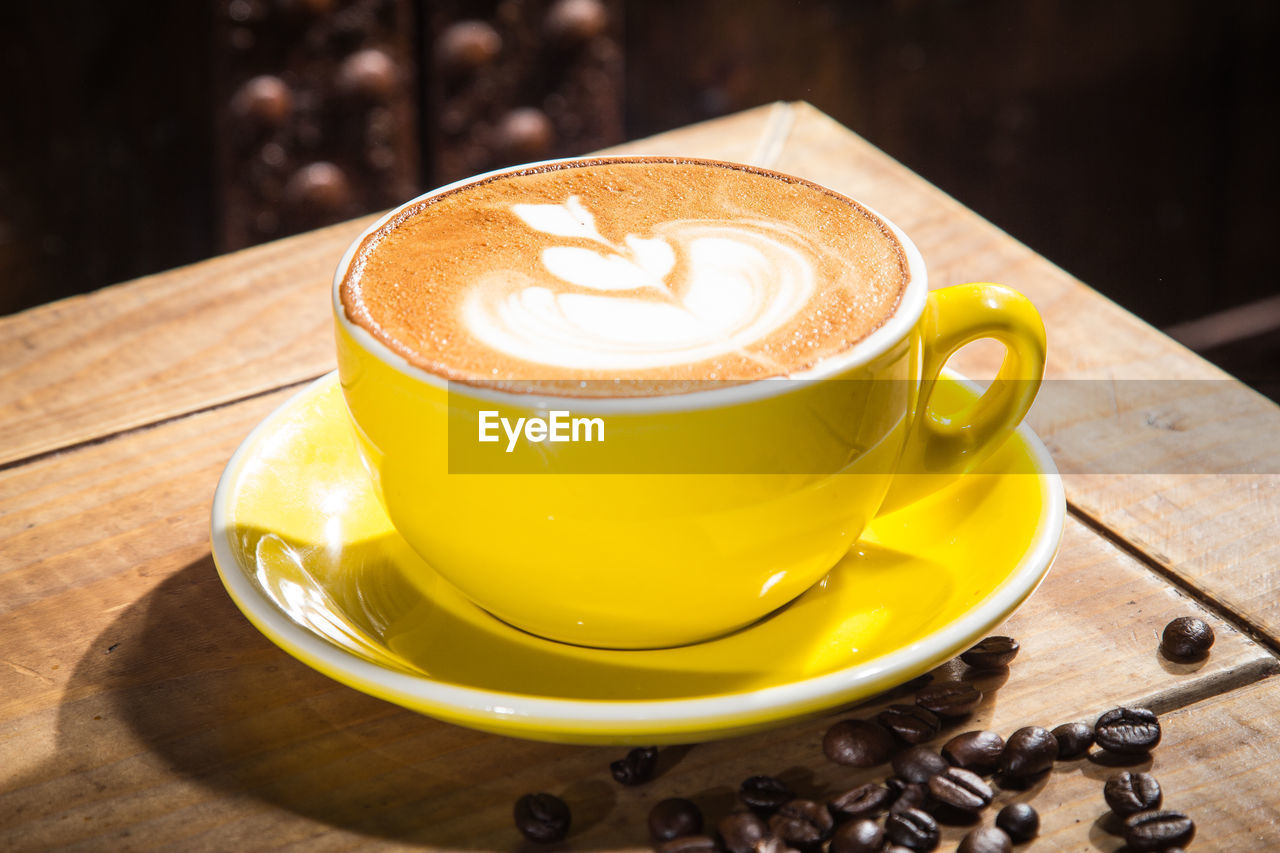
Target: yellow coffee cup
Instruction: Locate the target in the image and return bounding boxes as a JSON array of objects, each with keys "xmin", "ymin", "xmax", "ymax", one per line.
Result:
[{"xmin": 333, "ymin": 157, "xmax": 1045, "ymax": 649}]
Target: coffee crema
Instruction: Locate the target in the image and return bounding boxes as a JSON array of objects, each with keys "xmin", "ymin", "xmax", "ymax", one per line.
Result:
[{"xmin": 341, "ymin": 157, "xmax": 909, "ymax": 396}]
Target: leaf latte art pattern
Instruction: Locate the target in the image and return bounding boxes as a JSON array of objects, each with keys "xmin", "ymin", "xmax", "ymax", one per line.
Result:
[{"xmin": 461, "ymin": 196, "xmax": 819, "ymax": 371}]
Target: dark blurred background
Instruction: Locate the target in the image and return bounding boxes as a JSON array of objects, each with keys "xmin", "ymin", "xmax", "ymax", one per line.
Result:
[{"xmin": 2, "ymin": 0, "xmax": 1277, "ymax": 391}]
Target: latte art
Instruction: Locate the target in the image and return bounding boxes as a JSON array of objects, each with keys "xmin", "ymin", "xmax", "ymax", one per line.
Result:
[
  {"xmin": 340, "ymin": 158, "xmax": 909, "ymax": 396},
  {"xmin": 463, "ymin": 196, "xmax": 818, "ymax": 371}
]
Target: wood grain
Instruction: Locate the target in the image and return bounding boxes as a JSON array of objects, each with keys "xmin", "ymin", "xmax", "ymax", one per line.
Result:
[{"xmin": 0, "ymin": 384, "xmax": 1274, "ymax": 850}]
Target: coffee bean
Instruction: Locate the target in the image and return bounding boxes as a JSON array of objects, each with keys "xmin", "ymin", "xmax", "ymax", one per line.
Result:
[
  {"xmin": 513, "ymin": 792, "xmax": 570, "ymax": 843},
  {"xmin": 889, "ymin": 782, "xmax": 930, "ymax": 814},
  {"xmin": 942, "ymin": 730, "xmax": 1005, "ymax": 775},
  {"xmin": 878, "ymin": 704, "xmax": 942, "ymax": 744},
  {"xmin": 1123, "ymin": 809, "xmax": 1195, "ymax": 851},
  {"xmin": 999, "ymin": 726, "xmax": 1058, "ymax": 778},
  {"xmin": 649, "ymin": 797, "xmax": 704, "ymax": 841},
  {"xmin": 740, "ymin": 774, "xmax": 794, "ymax": 813},
  {"xmin": 611, "ymin": 745, "xmax": 658, "ymax": 785},
  {"xmin": 1103, "ymin": 771, "xmax": 1163, "ymax": 817},
  {"xmin": 960, "ymin": 636, "xmax": 1020, "ymax": 669},
  {"xmin": 1050, "ymin": 721, "xmax": 1094, "ymax": 759},
  {"xmin": 1094, "ymin": 707, "xmax": 1162, "ymax": 754},
  {"xmin": 957, "ymin": 826, "xmax": 1012, "ymax": 853},
  {"xmin": 768, "ymin": 799, "xmax": 834, "ymax": 850},
  {"xmin": 828, "ymin": 782, "xmax": 893, "ymax": 821},
  {"xmin": 718, "ymin": 811, "xmax": 769, "ymax": 853},
  {"xmin": 824, "ymin": 718, "xmax": 898, "ymax": 767},
  {"xmin": 916, "ymin": 681, "xmax": 983, "ymax": 718},
  {"xmin": 892, "ymin": 745, "xmax": 950, "ymax": 783},
  {"xmin": 928, "ymin": 766, "xmax": 993, "ymax": 812},
  {"xmin": 1161, "ymin": 615, "xmax": 1214, "ymax": 661},
  {"xmin": 829, "ymin": 818, "xmax": 884, "ymax": 853},
  {"xmin": 657, "ymin": 835, "xmax": 719, "ymax": 853},
  {"xmin": 885, "ymin": 807, "xmax": 940, "ymax": 851},
  {"xmin": 994, "ymin": 802, "xmax": 1039, "ymax": 843}
]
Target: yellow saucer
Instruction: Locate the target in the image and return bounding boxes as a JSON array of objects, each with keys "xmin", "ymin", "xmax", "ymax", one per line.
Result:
[{"xmin": 211, "ymin": 372, "xmax": 1063, "ymax": 745}]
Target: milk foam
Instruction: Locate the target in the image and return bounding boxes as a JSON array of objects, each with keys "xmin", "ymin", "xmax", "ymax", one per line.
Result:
[{"xmin": 461, "ymin": 196, "xmax": 816, "ymax": 370}]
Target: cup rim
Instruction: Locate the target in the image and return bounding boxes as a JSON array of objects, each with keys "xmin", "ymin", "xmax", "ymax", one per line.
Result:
[{"xmin": 332, "ymin": 155, "xmax": 929, "ymax": 414}]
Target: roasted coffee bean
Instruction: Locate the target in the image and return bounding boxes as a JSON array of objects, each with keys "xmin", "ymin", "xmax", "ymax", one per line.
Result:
[
  {"xmin": 657, "ymin": 835, "xmax": 719, "ymax": 853},
  {"xmin": 718, "ymin": 811, "xmax": 769, "ymax": 853},
  {"xmin": 513, "ymin": 792, "xmax": 570, "ymax": 843},
  {"xmin": 878, "ymin": 704, "xmax": 942, "ymax": 744},
  {"xmin": 892, "ymin": 745, "xmax": 950, "ymax": 783},
  {"xmin": 889, "ymin": 782, "xmax": 930, "ymax": 814},
  {"xmin": 1050, "ymin": 721, "xmax": 1094, "ymax": 759},
  {"xmin": 942, "ymin": 730, "xmax": 1005, "ymax": 775},
  {"xmin": 740, "ymin": 774, "xmax": 794, "ymax": 813},
  {"xmin": 999, "ymin": 726, "xmax": 1058, "ymax": 778},
  {"xmin": 611, "ymin": 745, "xmax": 658, "ymax": 785},
  {"xmin": 916, "ymin": 682, "xmax": 983, "ymax": 718},
  {"xmin": 994, "ymin": 802, "xmax": 1039, "ymax": 843},
  {"xmin": 829, "ymin": 818, "xmax": 884, "ymax": 853},
  {"xmin": 884, "ymin": 807, "xmax": 940, "ymax": 851},
  {"xmin": 1104, "ymin": 771, "xmax": 1162, "ymax": 817},
  {"xmin": 1161, "ymin": 615, "xmax": 1214, "ymax": 661},
  {"xmin": 649, "ymin": 797, "xmax": 704, "ymax": 841},
  {"xmin": 959, "ymin": 636, "xmax": 1020, "ymax": 669},
  {"xmin": 769, "ymin": 799, "xmax": 835, "ymax": 849},
  {"xmin": 1094, "ymin": 707, "xmax": 1162, "ymax": 754},
  {"xmin": 824, "ymin": 718, "xmax": 898, "ymax": 767},
  {"xmin": 928, "ymin": 766, "xmax": 993, "ymax": 812},
  {"xmin": 957, "ymin": 826, "xmax": 1012, "ymax": 853},
  {"xmin": 828, "ymin": 782, "xmax": 893, "ymax": 821},
  {"xmin": 1124, "ymin": 809, "xmax": 1195, "ymax": 851}
]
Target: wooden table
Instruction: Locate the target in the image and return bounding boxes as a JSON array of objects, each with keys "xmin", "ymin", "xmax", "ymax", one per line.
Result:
[{"xmin": 4, "ymin": 103, "xmax": 1279, "ymax": 851}]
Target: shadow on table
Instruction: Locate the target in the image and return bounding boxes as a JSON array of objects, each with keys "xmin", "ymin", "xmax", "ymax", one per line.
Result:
[{"xmin": 54, "ymin": 556, "xmax": 635, "ymax": 848}]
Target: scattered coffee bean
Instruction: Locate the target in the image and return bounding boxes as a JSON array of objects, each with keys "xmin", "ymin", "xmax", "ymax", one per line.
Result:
[
  {"xmin": 1103, "ymin": 771, "xmax": 1163, "ymax": 817},
  {"xmin": 889, "ymin": 782, "xmax": 930, "ymax": 814},
  {"xmin": 885, "ymin": 807, "xmax": 940, "ymax": 851},
  {"xmin": 718, "ymin": 811, "xmax": 770, "ymax": 853},
  {"xmin": 769, "ymin": 799, "xmax": 835, "ymax": 850},
  {"xmin": 942, "ymin": 730, "xmax": 1005, "ymax": 775},
  {"xmin": 1123, "ymin": 809, "xmax": 1195, "ymax": 851},
  {"xmin": 957, "ymin": 826, "xmax": 1012, "ymax": 853},
  {"xmin": 878, "ymin": 704, "xmax": 942, "ymax": 744},
  {"xmin": 657, "ymin": 834, "xmax": 719, "ymax": 853},
  {"xmin": 648, "ymin": 797, "xmax": 703, "ymax": 841},
  {"xmin": 928, "ymin": 766, "xmax": 994, "ymax": 812},
  {"xmin": 1094, "ymin": 707, "xmax": 1162, "ymax": 754},
  {"xmin": 892, "ymin": 745, "xmax": 950, "ymax": 783},
  {"xmin": 513, "ymin": 792, "xmax": 570, "ymax": 843},
  {"xmin": 999, "ymin": 726, "xmax": 1059, "ymax": 778},
  {"xmin": 611, "ymin": 745, "xmax": 658, "ymax": 785},
  {"xmin": 824, "ymin": 718, "xmax": 898, "ymax": 767},
  {"xmin": 740, "ymin": 774, "xmax": 794, "ymax": 814},
  {"xmin": 829, "ymin": 818, "xmax": 885, "ymax": 853},
  {"xmin": 828, "ymin": 782, "xmax": 893, "ymax": 821},
  {"xmin": 994, "ymin": 802, "xmax": 1039, "ymax": 843},
  {"xmin": 916, "ymin": 681, "xmax": 983, "ymax": 718},
  {"xmin": 1050, "ymin": 721, "xmax": 1094, "ymax": 759},
  {"xmin": 960, "ymin": 636, "xmax": 1020, "ymax": 669},
  {"xmin": 1161, "ymin": 615, "xmax": 1214, "ymax": 661}
]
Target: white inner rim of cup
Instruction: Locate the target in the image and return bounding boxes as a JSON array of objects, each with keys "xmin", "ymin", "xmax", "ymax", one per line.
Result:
[{"xmin": 332, "ymin": 156, "xmax": 930, "ymax": 414}]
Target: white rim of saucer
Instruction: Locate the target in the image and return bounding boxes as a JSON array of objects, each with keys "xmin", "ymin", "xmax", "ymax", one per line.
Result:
[
  {"xmin": 210, "ymin": 371, "xmax": 1064, "ymax": 737},
  {"xmin": 331, "ymin": 155, "xmax": 931, "ymax": 415}
]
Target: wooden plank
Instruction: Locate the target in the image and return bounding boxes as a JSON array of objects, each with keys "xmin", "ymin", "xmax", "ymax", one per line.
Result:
[
  {"xmin": 0, "ymin": 387, "xmax": 1273, "ymax": 849},
  {"xmin": 771, "ymin": 102, "xmax": 1280, "ymax": 645},
  {"xmin": 0, "ymin": 105, "xmax": 792, "ymax": 468}
]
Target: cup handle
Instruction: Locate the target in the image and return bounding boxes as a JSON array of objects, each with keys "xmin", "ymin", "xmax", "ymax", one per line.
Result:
[{"xmin": 879, "ymin": 282, "xmax": 1046, "ymax": 513}]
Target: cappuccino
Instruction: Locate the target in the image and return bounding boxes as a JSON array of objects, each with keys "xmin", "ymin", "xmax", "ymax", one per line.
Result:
[{"xmin": 340, "ymin": 157, "xmax": 908, "ymax": 396}]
